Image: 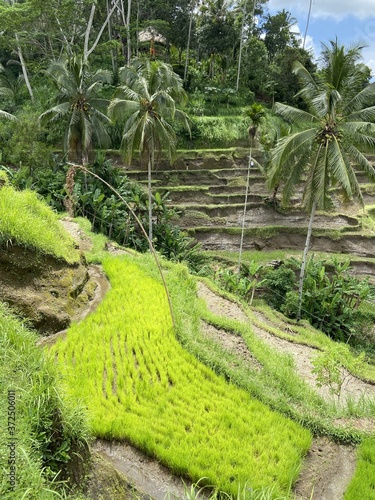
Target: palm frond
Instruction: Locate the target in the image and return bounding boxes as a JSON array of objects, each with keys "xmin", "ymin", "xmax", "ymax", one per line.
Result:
[
  {"xmin": 39, "ymin": 102, "xmax": 71, "ymax": 123},
  {"xmin": 270, "ymin": 128, "xmax": 317, "ymax": 182},
  {"xmin": 274, "ymin": 102, "xmax": 318, "ymax": 126},
  {"xmin": 0, "ymin": 109, "xmax": 17, "ymax": 121},
  {"xmin": 346, "ymin": 106, "xmax": 375, "ymax": 123},
  {"xmin": 346, "ymin": 143, "xmax": 375, "ymax": 184},
  {"xmin": 326, "ymin": 138, "xmax": 353, "ymax": 198},
  {"xmin": 108, "ymin": 98, "xmax": 140, "ymax": 121}
]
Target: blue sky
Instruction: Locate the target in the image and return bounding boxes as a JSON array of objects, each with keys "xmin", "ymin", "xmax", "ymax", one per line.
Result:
[{"xmin": 267, "ymin": 0, "xmax": 375, "ymax": 76}]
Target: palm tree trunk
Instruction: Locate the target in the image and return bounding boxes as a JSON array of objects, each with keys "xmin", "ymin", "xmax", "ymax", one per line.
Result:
[
  {"xmin": 126, "ymin": 0, "xmax": 132, "ymax": 64},
  {"xmin": 106, "ymin": 0, "xmax": 118, "ymax": 76},
  {"xmin": 184, "ymin": 0, "xmax": 194, "ymax": 83},
  {"xmin": 297, "ymin": 199, "xmax": 316, "ymax": 320},
  {"xmin": 136, "ymin": 0, "xmax": 140, "ymax": 56},
  {"xmin": 303, "ymin": 0, "xmax": 313, "ymax": 49},
  {"xmin": 236, "ymin": 0, "xmax": 247, "ymax": 92},
  {"xmin": 238, "ymin": 147, "xmax": 253, "ymax": 272},
  {"xmin": 15, "ymin": 34, "xmax": 33, "ymax": 101},
  {"xmin": 148, "ymin": 148, "xmax": 154, "ymax": 242}
]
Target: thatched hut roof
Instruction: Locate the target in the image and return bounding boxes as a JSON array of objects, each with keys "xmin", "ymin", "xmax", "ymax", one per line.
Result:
[{"xmin": 138, "ymin": 27, "xmax": 166, "ymax": 45}]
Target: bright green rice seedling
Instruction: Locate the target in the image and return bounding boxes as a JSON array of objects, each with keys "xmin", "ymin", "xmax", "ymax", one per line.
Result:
[
  {"xmin": 53, "ymin": 255, "xmax": 311, "ymax": 496},
  {"xmin": 0, "ymin": 186, "xmax": 79, "ymax": 263},
  {"xmin": 344, "ymin": 438, "xmax": 375, "ymax": 499}
]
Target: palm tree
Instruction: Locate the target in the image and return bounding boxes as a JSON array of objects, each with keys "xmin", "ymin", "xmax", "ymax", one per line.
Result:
[
  {"xmin": 109, "ymin": 59, "xmax": 190, "ymax": 242},
  {"xmin": 40, "ymin": 57, "xmax": 112, "ymax": 165},
  {"xmin": 268, "ymin": 40, "xmax": 375, "ymax": 319},
  {"xmin": 238, "ymin": 102, "xmax": 265, "ymax": 272}
]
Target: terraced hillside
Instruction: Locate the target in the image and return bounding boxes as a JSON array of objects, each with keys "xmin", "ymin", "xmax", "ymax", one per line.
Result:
[{"xmin": 123, "ymin": 150, "xmax": 375, "ymax": 256}]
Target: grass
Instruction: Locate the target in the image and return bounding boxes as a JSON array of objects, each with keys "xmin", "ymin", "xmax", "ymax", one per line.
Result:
[
  {"xmin": 0, "ymin": 186, "xmax": 79, "ymax": 263},
  {"xmin": 52, "ymin": 254, "xmax": 312, "ymax": 497},
  {"xmin": 345, "ymin": 438, "xmax": 375, "ymax": 499},
  {"xmin": 0, "ymin": 303, "xmax": 88, "ymax": 499},
  {"xmin": 248, "ymin": 303, "xmax": 375, "ymax": 383}
]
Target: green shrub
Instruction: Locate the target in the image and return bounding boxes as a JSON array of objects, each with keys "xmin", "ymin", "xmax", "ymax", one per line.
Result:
[
  {"xmin": 263, "ymin": 264, "xmax": 296, "ymax": 310},
  {"xmin": 282, "ymin": 257, "xmax": 374, "ymax": 343}
]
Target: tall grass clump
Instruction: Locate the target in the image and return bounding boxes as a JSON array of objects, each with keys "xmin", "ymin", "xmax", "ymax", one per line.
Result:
[
  {"xmin": 0, "ymin": 303, "xmax": 89, "ymax": 498},
  {"xmin": 53, "ymin": 254, "xmax": 311, "ymax": 497},
  {"xmin": 344, "ymin": 438, "xmax": 375, "ymax": 499},
  {"xmin": 0, "ymin": 185, "xmax": 79, "ymax": 263}
]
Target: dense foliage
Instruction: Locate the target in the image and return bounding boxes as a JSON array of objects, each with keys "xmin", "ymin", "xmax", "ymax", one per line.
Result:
[{"xmin": 198, "ymin": 256, "xmax": 375, "ymax": 352}]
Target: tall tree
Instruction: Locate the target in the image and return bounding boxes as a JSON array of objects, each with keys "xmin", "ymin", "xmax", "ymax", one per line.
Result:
[
  {"xmin": 238, "ymin": 102, "xmax": 265, "ymax": 271},
  {"xmin": 268, "ymin": 41, "xmax": 375, "ymax": 319},
  {"xmin": 109, "ymin": 59, "xmax": 190, "ymax": 241},
  {"xmin": 197, "ymin": 0, "xmax": 238, "ymax": 79},
  {"xmin": 262, "ymin": 9, "xmax": 298, "ymax": 63},
  {"xmin": 40, "ymin": 57, "xmax": 112, "ymax": 165}
]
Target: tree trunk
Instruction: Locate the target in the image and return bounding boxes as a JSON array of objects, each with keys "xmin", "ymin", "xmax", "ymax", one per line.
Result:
[
  {"xmin": 303, "ymin": 0, "xmax": 313, "ymax": 49},
  {"xmin": 84, "ymin": 1, "xmax": 120, "ymax": 63},
  {"xmin": 297, "ymin": 200, "xmax": 316, "ymax": 320},
  {"xmin": 126, "ymin": 0, "xmax": 132, "ymax": 64},
  {"xmin": 184, "ymin": 0, "xmax": 194, "ymax": 82},
  {"xmin": 148, "ymin": 147, "xmax": 154, "ymax": 242},
  {"xmin": 238, "ymin": 147, "xmax": 253, "ymax": 273},
  {"xmin": 236, "ymin": 1, "xmax": 246, "ymax": 92},
  {"xmin": 136, "ymin": 0, "xmax": 140, "ymax": 56},
  {"xmin": 106, "ymin": 0, "xmax": 118, "ymax": 76},
  {"xmin": 15, "ymin": 34, "xmax": 33, "ymax": 101}
]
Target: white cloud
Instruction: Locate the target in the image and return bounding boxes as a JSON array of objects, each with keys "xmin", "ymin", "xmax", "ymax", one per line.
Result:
[
  {"xmin": 268, "ymin": 0, "xmax": 375, "ymax": 21},
  {"xmin": 303, "ymin": 34, "xmax": 318, "ymax": 56}
]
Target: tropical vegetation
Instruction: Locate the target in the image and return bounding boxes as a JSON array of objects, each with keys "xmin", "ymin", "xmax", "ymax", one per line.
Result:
[
  {"xmin": 268, "ymin": 40, "xmax": 375, "ymax": 318},
  {"xmin": 109, "ymin": 58, "xmax": 190, "ymax": 240},
  {"xmin": 1, "ymin": 1, "xmax": 375, "ymax": 498}
]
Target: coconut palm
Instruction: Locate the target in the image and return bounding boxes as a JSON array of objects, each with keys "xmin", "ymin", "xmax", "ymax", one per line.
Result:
[
  {"xmin": 238, "ymin": 102, "xmax": 265, "ymax": 272},
  {"xmin": 268, "ymin": 40, "xmax": 375, "ymax": 319},
  {"xmin": 109, "ymin": 58, "xmax": 190, "ymax": 241},
  {"xmin": 40, "ymin": 56, "xmax": 112, "ymax": 165}
]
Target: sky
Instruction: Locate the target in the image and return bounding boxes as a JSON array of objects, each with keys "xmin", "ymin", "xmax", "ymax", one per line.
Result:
[{"xmin": 267, "ymin": 0, "xmax": 375, "ymax": 77}]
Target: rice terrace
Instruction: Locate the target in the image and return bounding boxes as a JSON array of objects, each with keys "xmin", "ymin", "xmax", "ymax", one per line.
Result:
[{"xmin": 2, "ymin": 1, "xmax": 375, "ymax": 499}]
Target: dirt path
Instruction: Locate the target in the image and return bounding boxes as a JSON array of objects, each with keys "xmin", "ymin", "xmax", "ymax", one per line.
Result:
[
  {"xmin": 197, "ymin": 282, "xmax": 375, "ymax": 404},
  {"xmin": 294, "ymin": 437, "xmax": 356, "ymax": 500}
]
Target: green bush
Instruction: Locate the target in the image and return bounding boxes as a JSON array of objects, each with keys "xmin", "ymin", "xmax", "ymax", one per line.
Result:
[
  {"xmin": 282, "ymin": 258, "xmax": 374, "ymax": 343},
  {"xmin": 263, "ymin": 264, "xmax": 296, "ymax": 310}
]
